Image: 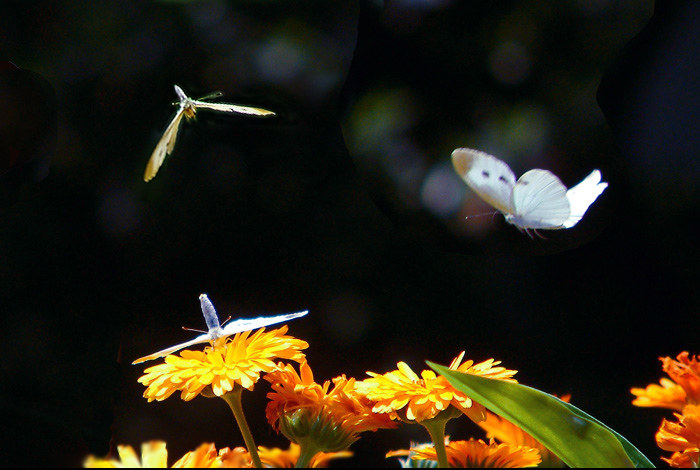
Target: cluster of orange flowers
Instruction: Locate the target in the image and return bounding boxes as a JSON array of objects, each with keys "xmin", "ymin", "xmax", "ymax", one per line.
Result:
[
  {"xmin": 86, "ymin": 321, "xmax": 553, "ymax": 468},
  {"xmin": 632, "ymin": 352, "xmax": 700, "ymax": 467}
]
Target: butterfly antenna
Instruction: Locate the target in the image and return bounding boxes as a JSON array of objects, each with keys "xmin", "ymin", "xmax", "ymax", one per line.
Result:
[
  {"xmin": 465, "ymin": 211, "xmax": 498, "ymax": 221},
  {"xmin": 220, "ymin": 315, "xmax": 232, "ymax": 327},
  {"xmin": 197, "ymin": 91, "xmax": 224, "ymax": 101},
  {"xmin": 182, "ymin": 326, "xmax": 208, "ymax": 334}
]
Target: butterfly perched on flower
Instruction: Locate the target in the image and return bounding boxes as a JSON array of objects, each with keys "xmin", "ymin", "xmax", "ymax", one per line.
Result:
[{"xmin": 132, "ymin": 294, "xmax": 307, "ymax": 364}]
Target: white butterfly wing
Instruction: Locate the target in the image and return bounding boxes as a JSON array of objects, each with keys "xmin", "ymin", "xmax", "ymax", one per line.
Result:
[
  {"xmin": 132, "ymin": 291, "xmax": 307, "ymax": 365},
  {"xmin": 451, "ymin": 148, "xmax": 517, "ymax": 214},
  {"xmin": 191, "ymin": 100, "xmax": 276, "ymax": 117},
  {"xmin": 131, "ymin": 333, "xmax": 211, "ymax": 365},
  {"xmin": 220, "ymin": 310, "xmax": 309, "ymax": 337},
  {"xmin": 144, "ymin": 106, "xmax": 187, "ymax": 182},
  {"xmin": 510, "ymin": 169, "xmax": 571, "ymax": 229},
  {"xmin": 562, "ymin": 170, "xmax": 608, "ymax": 228}
]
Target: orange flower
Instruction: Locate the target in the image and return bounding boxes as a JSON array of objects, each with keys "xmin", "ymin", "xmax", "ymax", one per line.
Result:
[
  {"xmin": 84, "ymin": 442, "xmax": 250, "ymax": 468},
  {"xmin": 386, "ymin": 438, "xmax": 451, "ymax": 466},
  {"xmin": 477, "ymin": 395, "xmax": 569, "ymax": 468},
  {"xmin": 138, "ymin": 326, "xmax": 308, "ymax": 402},
  {"xmin": 257, "ymin": 443, "xmax": 352, "ymax": 468},
  {"xmin": 661, "ymin": 450, "xmax": 700, "ymax": 469},
  {"xmin": 656, "ymin": 405, "xmax": 700, "ymax": 452},
  {"xmin": 656, "ymin": 404, "xmax": 700, "ymax": 467},
  {"xmin": 409, "ymin": 438, "xmax": 541, "ymax": 468},
  {"xmin": 85, "ymin": 441, "xmax": 168, "ymax": 468},
  {"xmin": 633, "ymin": 352, "xmax": 700, "ymax": 467},
  {"xmin": 264, "ymin": 361, "xmax": 396, "ymax": 452},
  {"xmin": 661, "ymin": 353, "xmax": 700, "ymax": 405},
  {"xmin": 631, "ymin": 378, "xmax": 687, "ymax": 411},
  {"xmin": 172, "ymin": 443, "xmax": 252, "ymax": 468},
  {"xmin": 355, "ymin": 352, "xmax": 517, "ymax": 423}
]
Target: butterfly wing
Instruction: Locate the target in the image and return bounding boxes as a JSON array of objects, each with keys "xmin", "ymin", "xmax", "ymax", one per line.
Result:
[
  {"xmin": 131, "ymin": 333, "xmax": 211, "ymax": 365},
  {"xmin": 191, "ymin": 100, "xmax": 276, "ymax": 117},
  {"xmin": 451, "ymin": 148, "xmax": 517, "ymax": 214},
  {"xmin": 219, "ymin": 310, "xmax": 309, "ymax": 337},
  {"xmin": 562, "ymin": 170, "xmax": 608, "ymax": 228},
  {"xmin": 510, "ymin": 169, "xmax": 571, "ymax": 229},
  {"xmin": 144, "ymin": 106, "xmax": 187, "ymax": 182}
]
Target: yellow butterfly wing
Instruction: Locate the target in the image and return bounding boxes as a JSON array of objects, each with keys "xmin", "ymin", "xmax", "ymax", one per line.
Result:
[
  {"xmin": 143, "ymin": 107, "xmax": 187, "ymax": 182},
  {"xmin": 191, "ymin": 100, "xmax": 275, "ymax": 116}
]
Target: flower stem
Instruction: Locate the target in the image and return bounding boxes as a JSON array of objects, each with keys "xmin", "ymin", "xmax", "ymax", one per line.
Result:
[
  {"xmin": 294, "ymin": 439, "xmax": 322, "ymax": 468},
  {"xmin": 420, "ymin": 418, "xmax": 449, "ymax": 468},
  {"xmin": 222, "ymin": 385, "xmax": 263, "ymax": 468}
]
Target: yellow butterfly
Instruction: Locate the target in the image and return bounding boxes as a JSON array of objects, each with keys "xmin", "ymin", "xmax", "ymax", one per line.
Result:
[{"xmin": 144, "ymin": 85, "xmax": 276, "ymax": 182}]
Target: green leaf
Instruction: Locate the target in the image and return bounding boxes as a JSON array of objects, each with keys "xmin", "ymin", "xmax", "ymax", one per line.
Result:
[{"xmin": 427, "ymin": 361, "xmax": 655, "ymax": 468}]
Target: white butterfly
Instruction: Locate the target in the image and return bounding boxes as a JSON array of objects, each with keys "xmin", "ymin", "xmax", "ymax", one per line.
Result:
[
  {"xmin": 451, "ymin": 148, "xmax": 608, "ymax": 234},
  {"xmin": 144, "ymin": 84, "xmax": 276, "ymax": 182},
  {"xmin": 132, "ymin": 294, "xmax": 308, "ymax": 364}
]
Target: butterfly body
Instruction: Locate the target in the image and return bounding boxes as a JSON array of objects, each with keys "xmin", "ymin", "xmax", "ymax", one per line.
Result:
[
  {"xmin": 452, "ymin": 148, "xmax": 607, "ymax": 232},
  {"xmin": 132, "ymin": 294, "xmax": 308, "ymax": 364},
  {"xmin": 143, "ymin": 85, "xmax": 275, "ymax": 182}
]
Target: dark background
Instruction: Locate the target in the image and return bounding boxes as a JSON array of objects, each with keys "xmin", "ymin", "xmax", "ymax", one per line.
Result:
[{"xmin": 2, "ymin": 0, "xmax": 698, "ymax": 467}]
